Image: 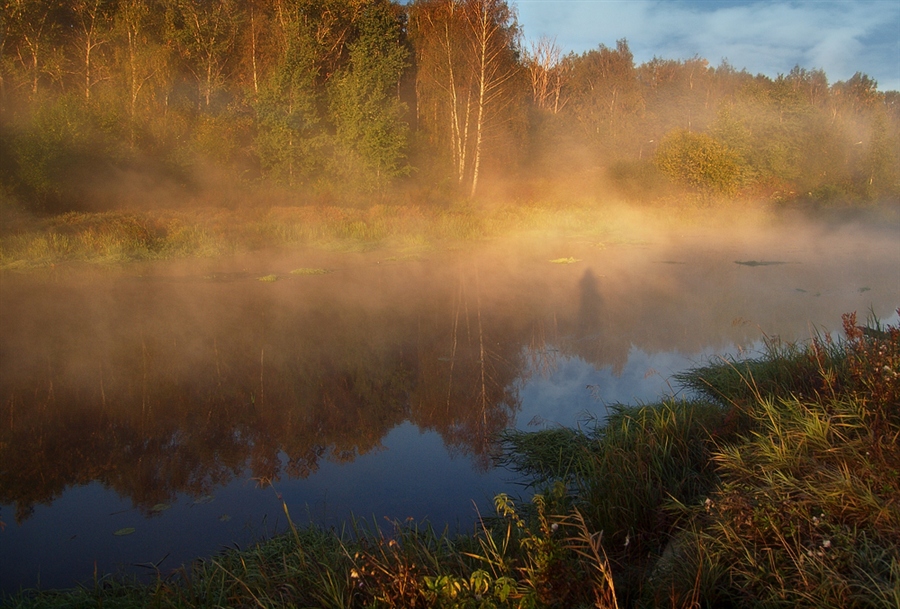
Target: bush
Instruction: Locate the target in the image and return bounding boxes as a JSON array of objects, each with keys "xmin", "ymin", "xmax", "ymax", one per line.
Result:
[{"xmin": 655, "ymin": 129, "xmax": 747, "ymax": 195}]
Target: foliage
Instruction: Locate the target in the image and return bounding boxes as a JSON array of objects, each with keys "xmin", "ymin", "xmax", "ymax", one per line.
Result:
[
  {"xmin": 0, "ymin": 0, "xmax": 898, "ymax": 207},
  {"xmin": 658, "ymin": 311, "xmax": 900, "ymax": 608},
  {"xmin": 329, "ymin": 0, "xmax": 410, "ymax": 191},
  {"xmin": 654, "ymin": 129, "xmax": 746, "ymax": 195}
]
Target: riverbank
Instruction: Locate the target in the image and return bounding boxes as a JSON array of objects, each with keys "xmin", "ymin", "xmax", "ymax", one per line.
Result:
[
  {"xmin": 4, "ymin": 311, "xmax": 897, "ymax": 608},
  {"xmin": 3, "ymin": 196, "xmax": 897, "ymax": 271},
  {"xmin": 0, "ymin": 200, "xmax": 626, "ymax": 270}
]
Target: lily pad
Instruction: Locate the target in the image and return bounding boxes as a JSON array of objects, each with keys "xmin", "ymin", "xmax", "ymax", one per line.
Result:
[
  {"xmin": 193, "ymin": 494, "xmax": 215, "ymax": 505},
  {"xmin": 258, "ymin": 274, "xmax": 278, "ymax": 282},
  {"xmin": 114, "ymin": 527, "xmax": 136, "ymax": 536},
  {"xmin": 290, "ymin": 268, "xmax": 329, "ymax": 275},
  {"xmin": 734, "ymin": 260, "xmax": 787, "ymax": 267},
  {"xmin": 549, "ymin": 257, "xmax": 581, "ymax": 264},
  {"xmin": 150, "ymin": 503, "xmax": 170, "ymax": 513}
]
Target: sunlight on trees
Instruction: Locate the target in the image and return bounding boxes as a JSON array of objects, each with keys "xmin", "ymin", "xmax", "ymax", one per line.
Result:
[{"xmin": 0, "ymin": 0, "xmax": 897, "ymax": 209}]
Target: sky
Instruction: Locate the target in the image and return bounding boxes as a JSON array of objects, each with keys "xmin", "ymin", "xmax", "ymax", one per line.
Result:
[{"xmin": 513, "ymin": 0, "xmax": 900, "ymax": 91}]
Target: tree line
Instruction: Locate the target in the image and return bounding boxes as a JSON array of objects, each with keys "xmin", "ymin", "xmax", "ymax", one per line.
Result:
[{"xmin": 1, "ymin": 0, "xmax": 898, "ymax": 212}]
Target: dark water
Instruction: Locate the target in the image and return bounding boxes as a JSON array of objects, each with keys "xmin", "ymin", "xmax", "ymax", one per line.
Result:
[{"xmin": 1, "ymin": 220, "xmax": 898, "ymax": 593}]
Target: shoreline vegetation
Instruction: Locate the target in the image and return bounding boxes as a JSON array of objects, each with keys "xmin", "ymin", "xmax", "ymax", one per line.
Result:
[
  {"xmin": 0, "ymin": 199, "xmax": 629, "ymax": 270},
  {"xmin": 3, "ymin": 303, "xmax": 898, "ymax": 607},
  {"xmin": 1, "ymin": 197, "xmax": 898, "ymax": 272}
]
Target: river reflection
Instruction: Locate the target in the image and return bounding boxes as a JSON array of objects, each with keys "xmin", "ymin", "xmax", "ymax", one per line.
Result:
[{"xmin": 1, "ymin": 219, "xmax": 898, "ymax": 592}]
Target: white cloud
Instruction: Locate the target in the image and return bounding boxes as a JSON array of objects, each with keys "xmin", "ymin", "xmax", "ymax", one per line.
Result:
[{"xmin": 514, "ymin": 0, "xmax": 900, "ymax": 90}]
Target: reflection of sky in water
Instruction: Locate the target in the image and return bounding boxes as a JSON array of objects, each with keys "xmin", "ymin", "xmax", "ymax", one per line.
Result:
[
  {"xmin": 515, "ymin": 343, "xmax": 749, "ymax": 430},
  {"xmin": 515, "ymin": 307, "xmax": 900, "ymax": 431}
]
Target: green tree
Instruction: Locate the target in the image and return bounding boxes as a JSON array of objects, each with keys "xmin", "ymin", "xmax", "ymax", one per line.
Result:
[
  {"xmin": 254, "ymin": 0, "xmax": 327, "ymax": 185},
  {"xmin": 329, "ymin": 0, "xmax": 409, "ymax": 190}
]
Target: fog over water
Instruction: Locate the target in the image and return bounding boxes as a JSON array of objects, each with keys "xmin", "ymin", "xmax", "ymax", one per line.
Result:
[{"xmin": 1, "ymin": 213, "xmax": 898, "ymax": 592}]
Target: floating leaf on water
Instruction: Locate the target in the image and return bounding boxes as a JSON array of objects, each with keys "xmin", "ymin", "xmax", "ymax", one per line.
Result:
[
  {"xmin": 150, "ymin": 503, "xmax": 170, "ymax": 513},
  {"xmin": 114, "ymin": 527, "xmax": 135, "ymax": 536},
  {"xmin": 549, "ymin": 257, "xmax": 581, "ymax": 264},
  {"xmin": 193, "ymin": 494, "xmax": 215, "ymax": 505},
  {"xmin": 734, "ymin": 260, "xmax": 787, "ymax": 267},
  {"xmin": 290, "ymin": 268, "xmax": 329, "ymax": 276},
  {"xmin": 258, "ymin": 274, "xmax": 278, "ymax": 282},
  {"xmin": 218, "ymin": 514, "xmax": 231, "ymax": 522},
  {"xmin": 858, "ymin": 287, "xmax": 871, "ymax": 293},
  {"xmin": 796, "ymin": 288, "xmax": 807, "ymax": 293}
]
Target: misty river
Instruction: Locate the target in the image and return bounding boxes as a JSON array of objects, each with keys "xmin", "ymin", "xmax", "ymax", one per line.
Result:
[{"xmin": 1, "ymin": 216, "xmax": 898, "ymax": 592}]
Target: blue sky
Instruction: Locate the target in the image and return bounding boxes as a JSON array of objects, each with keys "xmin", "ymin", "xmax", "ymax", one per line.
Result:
[{"xmin": 513, "ymin": 0, "xmax": 900, "ymax": 91}]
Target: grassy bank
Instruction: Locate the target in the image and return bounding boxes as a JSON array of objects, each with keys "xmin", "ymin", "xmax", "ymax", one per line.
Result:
[
  {"xmin": 3, "ymin": 195, "xmax": 898, "ymax": 271},
  {"xmin": 0, "ymin": 199, "xmax": 642, "ymax": 270},
  {"xmin": 4, "ymin": 311, "xmax": 897, "ymax": 608}
]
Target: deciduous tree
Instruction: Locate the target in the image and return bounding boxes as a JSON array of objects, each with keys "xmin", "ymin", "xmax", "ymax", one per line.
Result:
[
  {"xmin": 409, "ymin": 0, "xmax": 521, "ymax": 196},
  {"xmin": 330, "ymin": 0, "xmax": 409, "ymax": 190}
]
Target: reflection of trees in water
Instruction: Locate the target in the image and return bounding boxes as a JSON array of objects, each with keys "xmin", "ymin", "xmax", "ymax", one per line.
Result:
[
  {"xmin": 409, "ymin": 268, "xmax": 522, "ymax": 470},
  {"xmin": 3, "ymin": 235, "xmax": 895, "ymax": 522},
  {"xmin": 0, "ymin": 266, "xmax": 523, "ymax": 522}
]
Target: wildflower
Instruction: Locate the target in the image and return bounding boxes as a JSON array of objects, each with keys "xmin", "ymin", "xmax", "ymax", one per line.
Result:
[
  {"xmin": 550, "ymin": 523, "xmax": 559, "ymax": 533},
  {"xmin": 822, "ymin": 539, "xmax": 831, "ymax": 549},
  {"xmin": 624, "ymin": 534, "xmax": 630, "ymax": 548}
]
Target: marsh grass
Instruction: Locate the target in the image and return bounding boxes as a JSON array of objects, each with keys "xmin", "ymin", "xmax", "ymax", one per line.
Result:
[
  {"xmin": 0, "ymin": 202, "xmax": 629, "ymax": 269},
  {"xmin": 6, "ymin": 313, "xmax": 898, "ymax": 608}
]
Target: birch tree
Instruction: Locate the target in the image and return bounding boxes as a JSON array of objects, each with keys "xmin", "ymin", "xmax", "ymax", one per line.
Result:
[
  {"xmin": 71, "ymin": 0, "xmax": 113, "ymax": 100},
  {"xmin": 409, "ymin": 0, "xmax": 520, "ymax": 196},
  {"xmin": 525, "ymin": 35, "xmax": 565, "ymax": 113},
  {"xmin": 2, "ymin": 0, "xmax": 67, "ymax": 98},
  {"xmin": 167, "ymin": 0, "xmax": 241, "ymax": 109},
  {"xmin": 114, "ymin": 0, "xmax": 169, "ymax": 142}
]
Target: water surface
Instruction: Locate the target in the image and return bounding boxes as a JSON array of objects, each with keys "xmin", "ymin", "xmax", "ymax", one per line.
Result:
[{"xmin": 1, "ymin": 218, "xmax": 898, "ymax": 592}]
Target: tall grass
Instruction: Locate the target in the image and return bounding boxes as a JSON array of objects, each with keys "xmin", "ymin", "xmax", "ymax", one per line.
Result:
[{"xmin": 0, "ymin": 202, "xmax": 627, "ymax": 269}]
